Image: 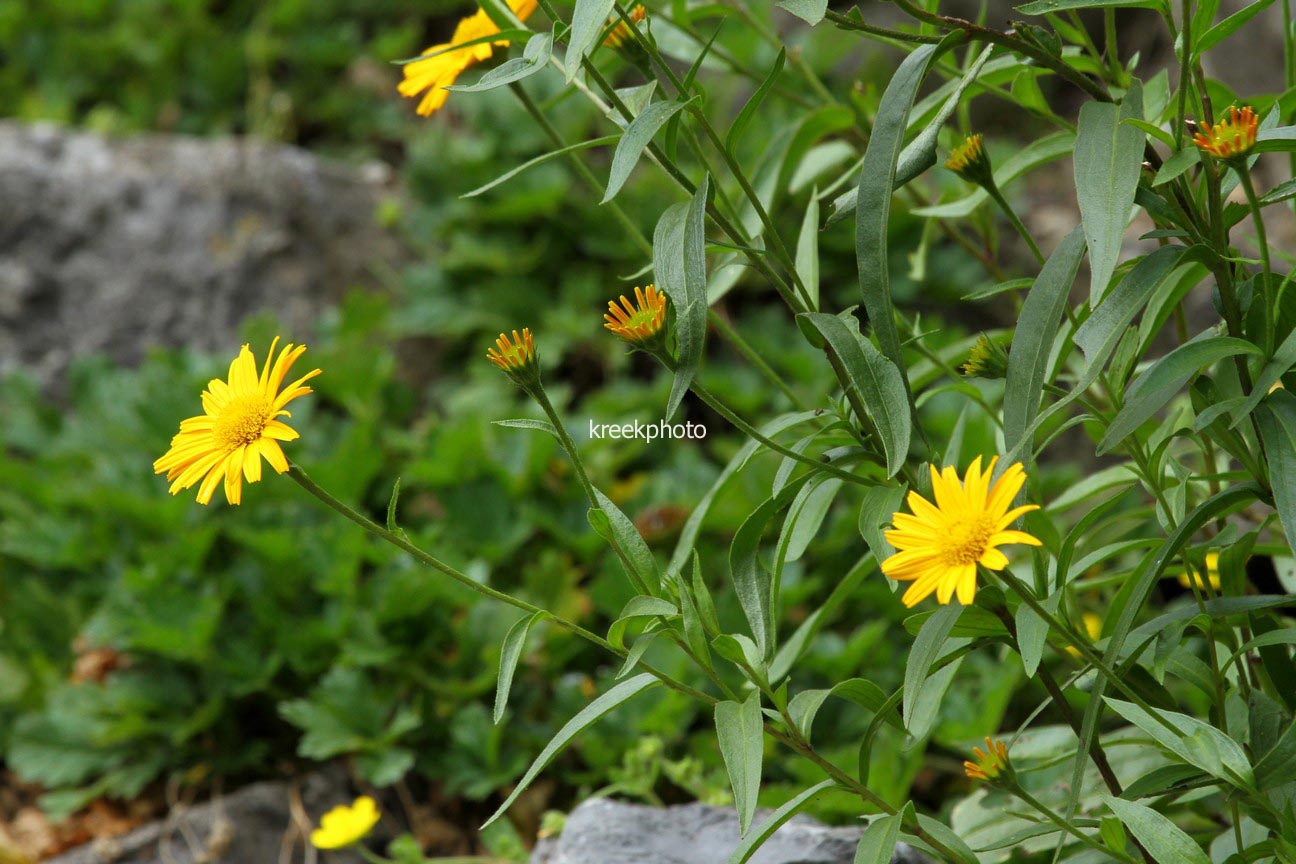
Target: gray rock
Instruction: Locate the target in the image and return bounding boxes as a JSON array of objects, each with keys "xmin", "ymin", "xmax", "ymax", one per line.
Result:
[
  {"xmin": 45, "ymin": 771, "xmax": 380, "ymax": 864},
  {"xmin": 0, "ymin": 121, "xmax": 403, "ymax": 388},
  {"xmin": 528, "ymin": 798, "xmax": 929, "ymax": 864}
]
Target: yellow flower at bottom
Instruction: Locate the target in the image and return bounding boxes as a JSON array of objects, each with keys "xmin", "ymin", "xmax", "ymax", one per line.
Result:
[
  {"xmin": 310, "ymin": 796, "xmax": 380, "ymax": 850},
  {"xmin": 1192, "ymin": 106, "xmax": 1258, "ymax": 160},
  {"xmin": 604, "ymin": 284, "xmax": 667, "ymax": 345},
  {"xmin": 964, "ymin": 737, "xmax": 1011, "ymax": 781},
  {"xmin": 398, "ymin": 0, "xmax": 539, "ymax": 116},
  {"xmin": 882, "ymin": 457, "xmax": 1042, "ymax": 607},
  {"xmin": 153, "ymin": 338, "xmax": 320, "ymax": 506}
]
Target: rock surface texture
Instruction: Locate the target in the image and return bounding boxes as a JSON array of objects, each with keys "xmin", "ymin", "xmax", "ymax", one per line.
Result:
[
  {"xmin": 528, "ymin": 798, "xmax": 929, "ymax": 864},
  {"xmin": 45, "ymin": 772, "xmax": 374, "ymax": 864},
  {"xmin": 0, "ymin": 121, "xmax": 401, "ymax": 387}
]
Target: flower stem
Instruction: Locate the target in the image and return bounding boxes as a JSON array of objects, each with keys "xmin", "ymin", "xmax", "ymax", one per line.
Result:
[
  {"xmin": 986, "ymin": 184, "xmax": 1044, "ymax": 266},
  {"xmin": 1236, "ymin": 164, "xmax": 1274, "ymax": 353}
]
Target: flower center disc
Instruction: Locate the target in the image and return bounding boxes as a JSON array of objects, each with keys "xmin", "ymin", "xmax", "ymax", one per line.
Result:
[
  {"xmin": 942, "ymin": 515, "xmax": 995, "ymax": 565},
  {"xmin": 214, "ymin": 394, "xmax": 273, "ymax": 450}
]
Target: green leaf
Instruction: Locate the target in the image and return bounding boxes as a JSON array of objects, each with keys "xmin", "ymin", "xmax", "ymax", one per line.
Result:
[
  {"xmin": 1254, "ymin": 715, "xmax": 1296, "ymax": 790},
  {"xmin": 730, "ymin": 479, "xmax": 810, "ymax": 657},
  {"xmin": 655, "ymin": 176, "xmax": 710, "ymax": 421},
  {"xmin": 386, "ymin": 478, "xmax": 402, "ymax": 533},
  {"xmin": 1251, "ymin": 125, "xmax": 1296, "ymax": 153},
  {"xmin": 857, "ymin": 484, "xmax": 907, "ymax": 562},
  {"xmin": 776, "ymin": 0, "xmax": 828, "ymax": 25},
  {"xmin": 1003, "ymin": 226, "xmax": 1087, "ymax": 456},
  {"xmin": 904, "ymin": 603, "xmax": 962, "ymax": 739},
  {"xmin": 1102, "ymin": 796, "xmax": 1210, "ymax": 864},
  {"xmin": 1153, "ymin": 145, "xmax": 1201, "ymax": 186},
  {"xmin": 604, "ymin": 100, "xmax": 694, "ymax": 203},
  {"xmin": 1105, "ymin": 697, "xmax": 1254, "ymax": 789},
  {"xmin": 799, "ymin": 312, "xmax": 911, "ymax": 477},
  {"xmin": 853, "ymin": 812, "xmax": 901, "ymax": 864},
  {"xmin": 895, "ymin": 45, "xmax": 994, "ymax": 189},
  {"xmin": 715, "ymin": 691, "xmax": 764, "ymax": 836},
  {"xmin": 1018, "ymin": 0, "xmax": 1161, "ymax": 12},
  {"xmin": 448, "ymin": 31, "xmax": 552, "ymax": 92},
  {"xmin": 482, "ymin": 674, "xmax": 659, "ymax": 828},
  {"xmin": 591, "ymin": 489, "xmax": 661, "ymax": 595},
  {"xmin": 1098, "ymin": 334, "xmax": 1263, "ymax": 454},
  {"xmin": 779, "ymin": 478, "xmax": 842, "ymax": 564},
  {"xmin": 495, "ymin": 611, "xmax": 544, "ymax": 724},
  {"xmin": 855, "ymin": 36, "xmax": 960, "ymax": 384},
  {"xmin": 566, "ymin": 0, "xmax": 618, "ymax": 79},
  {"xmin": 1257, "ymin": 390, "xmax": 1296, "ymax": 554},
  {"xmin": 464, "ymin": 136, "xmax": 619, "ymax": 198},
  {"xmin": 795, "ymin": 193, "xmax": 820, "ymax": 310},
  {"xmin": 790, "ymin": 678, "xmax": 898, "ymax": 744},
  {"xmin": 1230, "ymin": 326, "xmax": 1296, "ymax": 428},
  {"xmin": 607, "ymin": 595, "xmax": 678, "ymax": 649},
  {"xmin": 492, "ymin": 417, "xmax": 560, "ymax": 438},
  {"xmin": 1074, "ymin": 81, "xmax": 1145, "ymax": 300},
  {"xmin": 1015, "ymin": 592, "xmax": 1059, "ymax": 677},
  {"xmin": 728, "ymin": 51, "xmax": 785, "ymax": 154},
  {"xmin": 1075, "ymin": 246, "xmax": 1188, "ymax": 365},
  {"xmin": 729, "ymin": 779, "xmax": 837, "ymax": 864}
]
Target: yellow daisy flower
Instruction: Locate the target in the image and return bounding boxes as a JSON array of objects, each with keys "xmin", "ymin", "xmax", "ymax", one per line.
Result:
[
  {"xmin": 964, "ymin": 737, "xmax": 1011, "ymax": 781},
  {"xmin": 604, "ymin": 4, "xmax": 647, "ymax": 48},
  {"xmin": 881, "ymin": 457, "xmax": 1042, "ymax": 607},
  {"xmin": 398, "ymin": 0, "xmax": 539, "ymax": 116},
  {"xmin": 153, "ymin": 338, "xmax": 320, "ymax": 506},
  {"xmin": 486, "ymin": 328, "xmax": 537, "ymax": 373},
  {"xmin": 310, "ymin": 796, "xmax": 380, "ymax": 850},
  {"xmin": 604, "ymin": 284, "xmax": 667, "ymax": 346},
  {"xmin": 1192, "ymin": 106, "xmax": 1258, "ymax": 160}
]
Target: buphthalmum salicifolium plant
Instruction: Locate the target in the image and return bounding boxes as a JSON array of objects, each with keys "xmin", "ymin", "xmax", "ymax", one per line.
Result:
[{"xmin": 150, "ymin": 0, "xmax": 1296, "ymax": 861}]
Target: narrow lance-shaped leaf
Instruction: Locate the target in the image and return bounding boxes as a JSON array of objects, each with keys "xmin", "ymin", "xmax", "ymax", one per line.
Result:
[
  {"xmin": 494, "ymin": 611, "xmax": 545, "ymax": 723},
  {"xmin": 448, "ymin": 31, "xmax": 552, "ymax": 92},
  {"xmin": 1257, "ymin": 390, "xmax": 1296, "ymax": 554},
  {"xmin": 715, "ymin": 691, "xmax": 764, "ymax": 836},
  {"xmin": 657, "ymin": 175, "xmax": 710, "ymax": 421},
  {"xmin": 728, "ymin": 780, "xmax": 837, "ymax": 864},
  {"xmin": 799, "ymin": 312, "xmax": 911, "ymax": 477},
  {"xmin": 566, "ymin": 0, "xmax": 617, "ymax": 80},
  {"xmin": 903, "ymin": 603, "xmax": 962, "ymax": 738},
  {"xmin": 1074, "ymin": 81, "xmax": 1144, "ymax": 301},
  {"xmin": 727, "ymin": 50, "xmax": 786, "ymax": 154},
  {"xmin": 604, "ymin": 99, "xmax": 693, "ymax": 203},
  {"xmin": 1099, "ymin": 334, "xmax": 1263, "ymax": 454},
  {"xmin": 853, "ymin": 813, "xmax": 902, "ymax": 864},
  {"xmin": 482, "ymin": 673, "xmax": 659, "ymax": 828},
  {"xmin": 1003, "ymin": 226, "xmax": 1086, "ymax": 457},
  {"xmin": 855, "ymin": 35, "xmax": 961, "ymax": 384},
  {"xmin": 1102, "ymin": 796, "xmax": 1210, "ymax": 864}
]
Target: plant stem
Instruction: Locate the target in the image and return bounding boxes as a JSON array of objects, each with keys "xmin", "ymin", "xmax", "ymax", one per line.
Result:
[
  {"xmin": 1011, "ymin": 785, "xmax": 1143, "ymax": 864},
  {"xmin": 986, "ymin": 185, "xmax": 1044, "ymax": 266},
  {"xmin": 1236, "ymin": 164, "xmax": 1274, "ymax": 353}
]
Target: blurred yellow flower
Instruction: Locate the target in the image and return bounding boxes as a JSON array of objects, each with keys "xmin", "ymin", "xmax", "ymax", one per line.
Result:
[
  {"xmin": 882, "ymin": 457, "xmax": 1041, "ymax": 606},
  {"xmin": 153, "ymin": 338, "xmax": 320, "ymax": 506},
  {"xmin": 964, "ymin": 737, "xmax": 1011, "ymax": 781},
  {"xmin": 604, "ymin": 4, "xmax": 647, "ymax": 48},
  {"xmin": 604, "ymin": 284, "xmax": 667, "ymax": 346},
  {"xmin": 1177, "ymin": 552, "xmax": 1222, "ymax": 591},
  {"xmin": 1066, "ymin": 612, "xmax": 1103, "ymax": 658},
  {"xmin": 1193, "ymin": 106, "xmax": 1258, "ymax": 159},
  {"xmin": 399, "ymin": 0, "xmax": 539, "ymax": 116},
  {"xmin": 310, "ymin": 796, "xmax": 380, "ymax": 850}
]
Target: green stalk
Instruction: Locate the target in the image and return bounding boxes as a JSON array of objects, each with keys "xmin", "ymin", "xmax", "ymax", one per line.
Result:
[
  {"xmin": 985, "ymin": 184, "xmax": 1045, "ymax": 266},
  {"xmin": 1236, "ymin": 163, "xmax": 1274, "ymax": 354}
]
